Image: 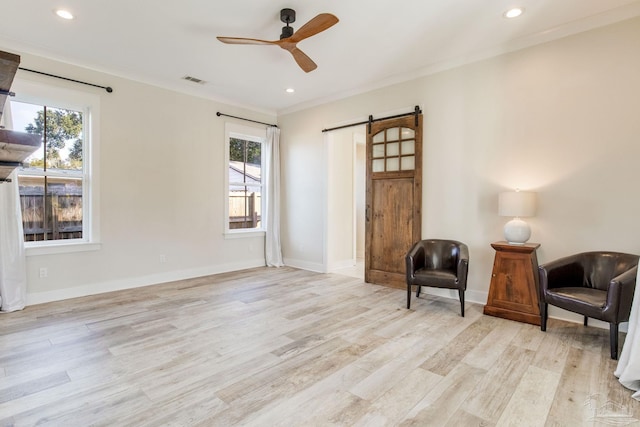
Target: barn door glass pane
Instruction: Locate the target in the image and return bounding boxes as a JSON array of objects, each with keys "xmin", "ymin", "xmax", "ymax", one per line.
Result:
[
  {"xmin": 401, "ymin": 156, "xmax": 415, "ymax": 170},
  {"xmin": 372, "ymin": 144, "xmax": 385, "ymax": 158},
  {"xmin": 372, "ymin": 159, "xmax": 385, "ymax": 172},
  {"xmin": 387, "ymin": 142, "xmax": 399, "ymax": 156},
  {"xmin": 401, "ymin": 128, "xmax": 415, "ymax": 139},
  {"xmin": 402, "ymin": 140, "xmax": 415, "ymax": 155},
  {"xmin": 386, "ymin": 158, "xmax": 399, "ymax": 171},
  {"xmin": 387, "ymin": 127, "xmax": 399, "ymax": 140}
]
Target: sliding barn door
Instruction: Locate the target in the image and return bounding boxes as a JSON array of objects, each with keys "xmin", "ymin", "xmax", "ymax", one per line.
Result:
[{"xmin": 365, "ymin": 114, "xmax": 422, "ymax": 289}]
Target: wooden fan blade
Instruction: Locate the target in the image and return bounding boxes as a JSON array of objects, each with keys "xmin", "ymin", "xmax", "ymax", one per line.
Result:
[
  {"xmin": 289, "ymin": 13, "xmax": 339, "ymax": 43},
  {"xmin": 216, "ymin": 36, "xmax": 276, "ymax": 46},
  {"xmin": 288, "ymin": 47, "xmax": 317, "ymax": 73}
]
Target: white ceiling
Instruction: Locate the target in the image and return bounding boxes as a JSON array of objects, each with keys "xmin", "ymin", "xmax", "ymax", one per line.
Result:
[{"xmin": 1, "ymin": 0, "xmax": 640, "ymax": 114}]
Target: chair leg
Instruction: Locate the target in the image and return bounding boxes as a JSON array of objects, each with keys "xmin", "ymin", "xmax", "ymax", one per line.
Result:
[
  {"xmin": 540, "ymin": 303, "xmax": 548, "ymax": 331},
  {"xmin": 610, "ymin": 323, "xmax": 619, "ymax": 360},
  {"xmin": 407, "ymin": 284, "xmax": 411, "ymax": 309},
  {"xmin": 459, "ymin": 289, "xmax": 465, "ymax": 317},
  {"xmin": 416, "ymin": 285, "xmax": 421, "ymax": 298},
  {"xmin": 584, "ymin": 316, "xmax": 588, "ymax": 326}
]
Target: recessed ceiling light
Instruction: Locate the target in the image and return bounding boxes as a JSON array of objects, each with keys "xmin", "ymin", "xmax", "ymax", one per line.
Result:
[
  {"xmin": 55, "ymin": 9, "xmax": 74, "ymax": 20},
  {"xmin": 503, "ymin": 8, "xmax": 524, "ymax": 19},
  {"xmin": 285, "ymin": 88, "xmax": 295, "ymax": 93}
]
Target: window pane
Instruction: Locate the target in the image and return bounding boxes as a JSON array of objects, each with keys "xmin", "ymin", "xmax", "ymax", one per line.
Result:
[
  {"xmin": 386, "ymin": 127, "xmax": 400, "ymax": 141},
  {"xmin": 387, "ymin": 142, "xmax": 399, "ymax": 157},
  {"xmin": 373, "ymin": 131, "xmax": 385, "ymax": 143},
  {"xmin": 19, "ymin": 175, "xmax": 83, "ymax": 241},
  {"xmin": 246, "ymin": 141, "xmax": 261, "ymax": 166},
  {"xmin": 228, "ymin": 186, "xmax": 261, "ymax": 230},
  {"xmin": 372, "ymin": 159, "xmax": 385, "ymax": 172},
  {"xmin": 372, "ymin": 144, "xmax": 385, "ymax": 158},
  {"xmin": 229, "ymin": 138, "xmax": 261, "ymax": 185},
  {"xmin": 229, "ymin": 138, "xmax": 245, "ymax": 162},
  {"xmin": 19, "ymin": 176, "xmax": 45, "ymax": 241},
  {"xmin": 10, "ymin": 101, "xmax": 44, "ymax": 171},
  {"xmin": 387, "ymin": 158, "xmax": 399, "ymax": 171},
  {"xmin": 45, "ymin": 107, "xmax": 83, "ymax": 171},
  {"xmin": 10, "ymin": 102, "xmax": 83, "ymax": 172},
  {"xmin": 401, "ymin": 128, "xmax": 415, "ymax": 139},
  {"xmin": 401, "ymin": 156, "xmax": 415, "ymax": 170},
  {"xmin": 401, "ymin": 140, "xmax": 415, "ymax": 155}
]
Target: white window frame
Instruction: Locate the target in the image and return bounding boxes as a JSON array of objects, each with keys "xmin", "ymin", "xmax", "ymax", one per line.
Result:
[
  {"xmin": 223, "ymin": 122, "xmax": 266, "ymax": 238},
  {"xmin": 11, "ymin": 79, "xmax": 101, "ymax": 256}
]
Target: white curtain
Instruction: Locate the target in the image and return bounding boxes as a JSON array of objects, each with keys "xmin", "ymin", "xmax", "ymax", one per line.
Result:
[
  {"xmin": 615, "ymin": 267, "xmax": 640, "ymax": 400},
  {"xmin": 0, "ymin": 100, "xmax": 28, "ymax": 312},
  {"xmin": 264, "ymin": 126, "xmax": 284, "ymax": 267}
]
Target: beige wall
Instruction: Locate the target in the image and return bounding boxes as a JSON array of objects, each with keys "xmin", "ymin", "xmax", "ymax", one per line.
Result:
[
  {"xmin": 6, "ymin": 52, "xmax": 276, "ymax": 303},
  {"xmin": 279, "ymin": 17, "xmax": 640, "ymax": 308}
]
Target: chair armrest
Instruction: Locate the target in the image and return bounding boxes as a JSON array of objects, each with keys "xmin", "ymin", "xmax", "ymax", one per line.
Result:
[
  {"xmin": 606, "ymin": 266, "xmax": 638, "ymax": 323},
  {"xmin": 456, "ymin": 243, "xmax": 469, "ymax": 287},
  {"xmin": 406, "ymin": 241, "xmax": 426, "ymax": 281}
]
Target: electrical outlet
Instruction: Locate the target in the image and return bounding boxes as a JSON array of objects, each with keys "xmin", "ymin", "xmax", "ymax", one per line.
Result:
[
  {"xmin": 39, "ymin": 267, "xmax": 48, "ymax": 278},
  {"xmin": 159, "ymin": 254, "xmax": 167, "ymax": 264}
]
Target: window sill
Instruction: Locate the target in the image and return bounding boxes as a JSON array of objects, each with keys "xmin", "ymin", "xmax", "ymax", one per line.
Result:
[
  {"xmin": 25, "ymin": 241, "xmax": 102, "ymax": 257},
  {"xmin": 224, "ymin": 230, "xmax": 265, "ymax": 239}
]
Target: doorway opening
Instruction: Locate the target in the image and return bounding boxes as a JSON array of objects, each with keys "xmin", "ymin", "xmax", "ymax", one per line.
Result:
[{"xmin": 327, "ymin": 126, "xmax": 366, "ymax": 280}]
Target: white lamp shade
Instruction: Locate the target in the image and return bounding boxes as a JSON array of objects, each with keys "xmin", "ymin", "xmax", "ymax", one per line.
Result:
[{"xmin": 498, "ymin": 191, "xmax": 536, "ymax": 218}]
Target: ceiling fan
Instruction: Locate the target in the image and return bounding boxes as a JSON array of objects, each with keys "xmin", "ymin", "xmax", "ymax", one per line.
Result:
[{"xmin": 217, "ymin": 9, "xmax": 339, "ymax": 73}]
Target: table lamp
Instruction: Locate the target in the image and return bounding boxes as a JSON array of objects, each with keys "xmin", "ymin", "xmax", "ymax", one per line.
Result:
[{"xmin": 499, "ymin": 190, "xmax": 536, "ymax": 245}]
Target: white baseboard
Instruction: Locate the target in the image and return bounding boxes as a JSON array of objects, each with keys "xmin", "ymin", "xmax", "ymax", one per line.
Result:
[
  {"xmin": 327, "ymin": 258, "xmax": 356, "ymax": 271},
  {"xmin": 27, "ymin": 261, "xmax": 627, "ymax": 334},
  {"xmin": 418, "ymin": 287, "xmax": 622, "ymax": 331},
  {"xmin": 27, "ymin": 259, "xmax": 266, "ymax": 306},
  {"xmin": 418, "ymin": 287, "xmax": 488, "ymax": 307},
  {"xmin": 283, "ymin": 257, "xmax": 325, "ymax": 273}
]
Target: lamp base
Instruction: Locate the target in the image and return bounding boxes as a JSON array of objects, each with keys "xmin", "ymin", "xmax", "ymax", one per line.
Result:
[{"xmin": 504, "ymin": 218, "xmax": 531, "ymax": 245}]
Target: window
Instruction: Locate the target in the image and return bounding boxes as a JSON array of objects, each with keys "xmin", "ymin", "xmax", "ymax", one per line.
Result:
[
  {"xmin": 224, "ymin": 123, "xmax": 266, "ymax": 235},
  {"xmin": 10, "ymin": 80, "xmax": 100, "ymax": 254},
  {"xmin": 13, "ymin": 102, "xmax": 84, "ymax": 242}
]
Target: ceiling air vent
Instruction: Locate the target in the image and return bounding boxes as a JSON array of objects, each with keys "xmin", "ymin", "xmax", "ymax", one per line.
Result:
[{"xmin": 182, "ymin": 76, "xmax": 206, "ymax": 84}]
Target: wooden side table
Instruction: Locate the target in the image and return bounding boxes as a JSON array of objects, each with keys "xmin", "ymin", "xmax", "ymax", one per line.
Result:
[{"xmin": 483, "ymin": 241, "xmax": 541, "ymax": 326}]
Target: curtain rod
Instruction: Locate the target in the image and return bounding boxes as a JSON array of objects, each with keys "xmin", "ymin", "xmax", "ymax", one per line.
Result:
[
  {"xmin": 216, "ymin": 112, "xmax": 278, "ymax": 128},
  {"xmin": 322, "ymin": 105, "xmax": 422, "ymax": 133},
  {"xmin": 18, "ymin": 67, "xmax": 113, "ymax": 93}
]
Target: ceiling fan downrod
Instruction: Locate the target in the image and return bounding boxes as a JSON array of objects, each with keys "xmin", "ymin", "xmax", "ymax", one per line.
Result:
[{"xmin": 280, "ymin": 8, "xmax": 296, "ymax": 39}]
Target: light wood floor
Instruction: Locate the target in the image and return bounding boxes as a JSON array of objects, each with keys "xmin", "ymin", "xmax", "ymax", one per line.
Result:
[{"xmin": 1, "ymin": 267, "xmax": 639, "ymax": 426}]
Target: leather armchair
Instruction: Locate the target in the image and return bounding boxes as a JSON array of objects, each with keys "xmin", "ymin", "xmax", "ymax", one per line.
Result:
[
  {"xmin": 406, "ymin": 239, "xmax": 469, "ymax": 316},
  {"xmin": 538, "ymin": 251, "xmax": 639, "ymax": 359}
]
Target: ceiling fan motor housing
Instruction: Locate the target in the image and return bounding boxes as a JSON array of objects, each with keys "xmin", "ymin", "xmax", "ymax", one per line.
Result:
[{"xmin": 280, "ymin": 26, "xmax": 294, "ymax": 39}]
